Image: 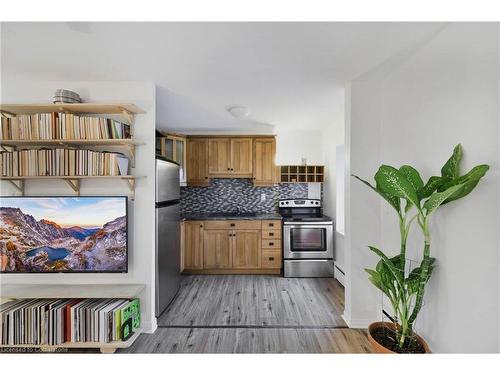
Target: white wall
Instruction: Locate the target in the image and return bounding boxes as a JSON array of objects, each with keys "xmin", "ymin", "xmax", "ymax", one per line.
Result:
[
  {"xmin": 320, "ymin": 91, "xmax": 345, "ymax": 219},
  {"xmin": 344, "ymin": 79, "xmax": 384, "ymax": 328},
  {"xmin": 335, "ymin": 145, "xmax": 345, "ymax": 234},
  {"xmin": 275, "ymin": 128, "xmax": 324, "ymax": 165},
  {"xmin": 333, "ymin": 145, "xmax": 345, "ymax": 281},
  {"xmin": 346, "ymin": 23, "xmax": 500, "ymax": 352},
  {"xmin": 0, "ymin": 81, "xmax": 158, "ymax": 333}
]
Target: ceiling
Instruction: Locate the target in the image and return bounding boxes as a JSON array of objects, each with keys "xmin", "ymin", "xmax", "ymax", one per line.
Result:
[{"xmin": 1, "ymin": 22, "xmax": 445, "ymax": 133}]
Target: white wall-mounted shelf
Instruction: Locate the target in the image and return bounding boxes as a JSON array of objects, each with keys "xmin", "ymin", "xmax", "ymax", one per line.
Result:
[
  {"xmin": 0, "ymin": 103, "xmax": 145, "ymax": 125},
  {"xmin": 0, "ymin": 283, "xmax": 146, "ymax": 353},
  {"xmin": 0, "ymin": 329, "xmax": 142, "ymax": 354},
  {"xmin": 0, "ymin": 283, "xmax": 145, "ymax": 299},
  {"xmin": 0, "ymin": 175, "xmax": 138, "ymax": 198},
  {"xmin": 0, "ymin": 102, "xmax": 147, "ymax": 198}
]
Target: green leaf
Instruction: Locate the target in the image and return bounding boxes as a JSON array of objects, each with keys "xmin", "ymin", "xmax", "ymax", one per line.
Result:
[
  {"xmin": 374, "ymin": 165, "xmax": 420, "ymax": 209},
  {"xmin": 368, "ymin": 246, "xmax": 404, "ymax": 286},
  {"xmin": 418, "ymin": 176, "xmax": 449, "ymax": 199},
  {"xmin": 374, "ymin": 261, "xmax": 398, "ymax": 298},
  {"xmin": 352, "ymin": 174, "xmax": 401, "ymax": 213},
  {"xmin": 441, "ymin": 165, "xmax": 489, "ymax": 204},
  {"xmin": 441, "ymin": 144, "xmax": 462, "ymax": 179},
  {"xmin": 399, "ymin": 165, "xmax": 424, "ymax": 193},
  {"xmin": 423, "ymin": 184, "xmax": 465, "ymax": 215},
  {"xmin": 407, "ymin": 258, "xmax": 436, "ymax": 281},
  {"xmin": 365, "ymin": 268, "xmax": 384, "ymax": 291}
]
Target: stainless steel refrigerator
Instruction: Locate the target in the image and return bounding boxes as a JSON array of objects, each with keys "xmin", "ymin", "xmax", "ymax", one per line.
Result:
[{"xmin": 155, "ymin": 156, "xmax": 181, "ymax": 317}]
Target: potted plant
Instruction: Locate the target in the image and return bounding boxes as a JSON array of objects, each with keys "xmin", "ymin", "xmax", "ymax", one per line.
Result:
[{"xmin": 353, "ymin": 144, "xmax": 489, "ymax": 353}]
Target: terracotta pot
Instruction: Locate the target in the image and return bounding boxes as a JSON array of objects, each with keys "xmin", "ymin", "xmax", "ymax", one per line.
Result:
[{"xmin": 368, "ymin": 321, "xmax": 431, "ymax": 353}]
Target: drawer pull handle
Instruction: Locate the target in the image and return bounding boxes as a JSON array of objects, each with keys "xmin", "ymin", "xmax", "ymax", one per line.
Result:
[
  {"xmin": 269, "ymin": 242, "xmax": 274, "ymax": 246},
  {"xmin": 200, "ymin": 224, "xmax": 203, "ymax": 228},
  {"xmin": 269, "ymin": 223, "xmax": 274, "ymax": 227},
  {"xmin": 230, "ymin": 223, "xmax": 235, "ymax": 227},
  {"xmin": 269, "ymin": 232, "xmax": 274, "ymax": 236},
  {"xmin": 269, "ymin": 257, "xmax": 274, "ymax": 261}
]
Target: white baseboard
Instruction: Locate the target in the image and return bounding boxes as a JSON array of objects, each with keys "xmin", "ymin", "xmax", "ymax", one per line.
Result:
[
  {"xmin": 141, "ymin": 319, "xmax": 158, "ymax": 334},
  {"xmin": 334, "ymin": 262, "xmax": 345, "ymax": 286},
  {"xmin": 342, "ymin": 313, "xmax": 373, "ymax": 329}
]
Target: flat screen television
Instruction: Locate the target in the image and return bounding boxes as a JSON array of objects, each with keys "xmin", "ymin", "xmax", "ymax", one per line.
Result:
[{"xmin": 0, "ymin": 196, "xmax": 128, "ymax": 273}]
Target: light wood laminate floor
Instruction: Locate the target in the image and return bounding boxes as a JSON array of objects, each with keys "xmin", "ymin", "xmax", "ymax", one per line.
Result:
[
  {"xmin": 122, "ymin": 327, "xmax": 372, "ymax": 353},
  {"xmin": 122, "ymin": 275, "xmax": 372, "ymax": 353},
  {"xmin": 157, "ymin": 275, "xmax": 347, "ymax": 327}
]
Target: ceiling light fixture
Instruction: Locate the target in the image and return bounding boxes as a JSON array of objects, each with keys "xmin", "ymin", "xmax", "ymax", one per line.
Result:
[{"xmin": 226, "ymin": 105, "xmax": 250, "ymax": 119}]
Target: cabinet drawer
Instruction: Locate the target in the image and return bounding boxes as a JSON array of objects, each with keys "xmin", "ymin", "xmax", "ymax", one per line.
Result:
[
  {"xmin": 261, "ymin": 250, "xmax": 282, "ymax": 269},
  {"xmin": 261, "ymin": 239, "xmax": 281, "ymax": 249},
  {"xmin": 204, "ymin": 220, "xmax": 262, "ymax": 230},
  {"xmin": 261, "ymin": 220, "xmax": 282, "ymax": 229},
  {"xmin": 262, "ymin": 229, "xmax": 281, "ymax": 239},
  {"xmin": 230, "ymin": 220, "xmax": 262, "ymax": 230},
  {"xmin": 203, "ymin": 221, "xmax": 229, "ymax": 230}
]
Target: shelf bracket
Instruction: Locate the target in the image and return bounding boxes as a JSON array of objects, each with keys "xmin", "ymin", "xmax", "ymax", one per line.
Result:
[
  {"xmin": 123, "ymin": 144, "xmax": 136, "ymax": 168},
  {"xmin": 64, "ymin": 179, "xmax": 80, "ymax": 195},
  {"xmin": 124, "ymin": 178, "xmax": 134, "ymax": 191},
  {"xmin": 7, "ymin": 180, "xmax": 24, "ymax": 195},
  {"xmin": 119, "ymin": 107, "xmax": 134, "ymax": 125},
  {"xmin": 124, "ymin": 178, "xmax": 135, "ymax": 201},
  {"xmin": 0, "ymin": 110, "xmax": 16, "ymax": 118}
]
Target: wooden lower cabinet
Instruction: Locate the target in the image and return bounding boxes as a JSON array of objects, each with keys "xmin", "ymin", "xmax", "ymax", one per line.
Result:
[
  {"xmin": 261, "ymin": 220, "xmax": 282, "ymax": 270},
  {"xmin": 261, "ymin": 250, "xmax": 282, "ymax": 269},
  {"xmin": 181, "ymin": 221, "xmax": 204, "ymax": 271},
  {"xmin": 181, "ymin": 220, "xmax": 282, "ymax": 274},
  {"xmin": 203, "ymin": 230, "xmax": 232, "ymax": 269},
  {"xmin": 232, "ymin": 230, "xmax": 261, "ymax": 269}
]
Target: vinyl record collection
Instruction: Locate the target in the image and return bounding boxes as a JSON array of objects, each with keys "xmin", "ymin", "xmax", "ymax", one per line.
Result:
[
  {"xmin": 0, "ymin": 148, "xmax": 129, "ymax": 177},
  {"xmin": 0, "ymin": 298, "xmax": 140, "ymax": 346},
  {"xmin": 0, "ymin": 113, "xmax": 131, "ymax": 140}
]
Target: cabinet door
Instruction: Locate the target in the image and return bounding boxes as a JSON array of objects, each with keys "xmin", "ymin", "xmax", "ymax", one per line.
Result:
[
  {"xmin": 186, "ymin": 138, "xmax": 209, "ymax": 186},
  {"xmin": 182, "ymin": 221, "xmax": 204, "ymax": 270},
  {"xmin": 253, "ymin": 138, "xmax": 276, "ymax": 186},
  {"xmin": 232, "ymin": 229, "xmax": 261, "ymax": 269},
  {"xmin": 230, "ymin": 138, "xmax": 253, "ymax": 176},
  {"xmin": 208, "ymin": 138, "xmax": 231, "ymax": 175},
  {"xmin": 204, "ymin": 230, "xmax": 232, "ymax": 269}
]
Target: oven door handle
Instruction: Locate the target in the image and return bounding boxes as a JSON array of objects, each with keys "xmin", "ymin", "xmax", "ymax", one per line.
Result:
[{"xmin": 283, "ymin": 224, "xmax": 333, "ymax": 228}]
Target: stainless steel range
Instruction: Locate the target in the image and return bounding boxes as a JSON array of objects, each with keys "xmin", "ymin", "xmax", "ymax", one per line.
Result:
[{"xmin": 279, "ymin": 199, "xmax": 334, "ymax": 277}]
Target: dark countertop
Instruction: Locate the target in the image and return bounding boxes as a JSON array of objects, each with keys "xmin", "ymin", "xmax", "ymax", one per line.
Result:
[{"xmin": 181, "ymin": 212, "xmax": 283, "ymax": 221}]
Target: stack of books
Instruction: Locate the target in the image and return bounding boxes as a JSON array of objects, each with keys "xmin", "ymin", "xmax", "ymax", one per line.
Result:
[
  {"xmin": 0, "ymin": 149, "xmax": 129, "ymax": 177},
  {"xmin": 0, "ymin": 113, "xmax": 131, "ymax": 140},
  {"xmin": 53, "ymin": 89, "xmax": 82, "ymax": 104},
  {"xmin": 0, "ymin": 298, "xmax": 140, "ymax": 345}
]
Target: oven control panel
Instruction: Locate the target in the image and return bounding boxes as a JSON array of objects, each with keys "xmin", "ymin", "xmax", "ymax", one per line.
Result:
[{"xmin": 279, "ymin": 199, "xmax": 321, "ymax": 208}]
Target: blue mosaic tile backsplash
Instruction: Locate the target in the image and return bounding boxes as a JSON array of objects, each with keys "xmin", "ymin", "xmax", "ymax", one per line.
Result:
[{"xmin": 180, "ymin": 178, "xmax": 311, "ymax": 214}]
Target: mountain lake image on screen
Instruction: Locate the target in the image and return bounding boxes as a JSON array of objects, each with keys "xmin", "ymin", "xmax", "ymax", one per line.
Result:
[{"xmin": 0, "ymin": 196, "xmax": 128, "ymax": 273}]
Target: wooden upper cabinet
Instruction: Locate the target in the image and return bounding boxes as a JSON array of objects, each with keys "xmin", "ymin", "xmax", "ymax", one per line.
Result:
[
  {"xmin": 204, "ymin": 230, "xmax": 232, "ymax": 269},
  {"xmin": 253, "ymin": 138, "xmax": 276, "ymax": 186},
  {"xmin": 188, "ymin": 136, "xmax": 274, "ymax": 183},
  {"xmin": 181, "ymin": 221, "xmax": 204, "ymax": 271},
  {"xmin": 208, "ymin": 138, "xmax": 231, "ymax": 175},
  {"xmin": 209, "ymin": 137, "xmax": 253, "ymax": 177},
  {"xmin": 230, "ymin": 138, "xmax": 253, "ymax": 176},
  {"xmin": 186, "ymin": 138, "xmax": 209, "ymax": 186},
  {"xmin": 232, "ymin": 229, "xmax": 261, "ymax": 269}
]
